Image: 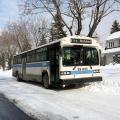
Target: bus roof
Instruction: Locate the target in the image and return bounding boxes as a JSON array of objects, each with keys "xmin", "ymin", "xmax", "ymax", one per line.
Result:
[{"xmin": 14, "ymin": 35, "xmax": 99, "ymax": 57}]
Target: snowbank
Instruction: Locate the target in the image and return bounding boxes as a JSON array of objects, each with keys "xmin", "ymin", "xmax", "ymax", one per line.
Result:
[
  {"xmin": 0, "ymin": 67, "xmax": 120, "ymax": 120},
  {"xmin": 86, "ymin": 63, "xmax": 120, "ymax": 94},
  {"xmin": 0, "ymin": 69, "xmax": 12, "ymax": 80},
  {"xmin": 103, "ymin": 47, "xmax": 120, "ymax": 54}
]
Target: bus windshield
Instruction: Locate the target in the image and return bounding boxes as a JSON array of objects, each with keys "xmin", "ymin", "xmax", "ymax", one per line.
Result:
[{"xmin": 63, "ymin": 47, "xmax": 99, "ymax": 66}]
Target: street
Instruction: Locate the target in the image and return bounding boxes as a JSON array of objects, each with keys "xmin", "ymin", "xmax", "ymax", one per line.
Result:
[{"xmin": 0, "ymin": 93, "xmax": 35, "ymax": 120}]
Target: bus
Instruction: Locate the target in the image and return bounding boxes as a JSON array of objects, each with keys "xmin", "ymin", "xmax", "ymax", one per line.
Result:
[{"xmin": 12, "ymin": 36, "xmax": 102, "ymax": 88}]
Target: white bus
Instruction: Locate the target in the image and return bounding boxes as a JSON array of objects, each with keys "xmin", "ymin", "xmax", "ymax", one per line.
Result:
[{"xmin": 12, "ymin": 36, "xmax": 102, "ymax": 88}]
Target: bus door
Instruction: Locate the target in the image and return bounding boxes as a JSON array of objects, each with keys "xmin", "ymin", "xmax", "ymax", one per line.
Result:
[
  {"xmin": 49, "ymin": 44, "xmax": 60, "ymax": 84},
  {"xmin": 55, "ymin": 48, "xmax": 59, "ymax": 80},
  {"xmin": 22, "ymin": 55, "xmax": 26, "ymax": 79}
]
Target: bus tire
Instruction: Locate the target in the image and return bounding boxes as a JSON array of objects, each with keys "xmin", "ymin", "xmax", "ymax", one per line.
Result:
[
  {"xmin": 42, "ymin": 73, "xmax": 49, "ymax": 89},
  {"xmin": 16, "ymin": 73, "xmax": 21, "ymax": 82}
]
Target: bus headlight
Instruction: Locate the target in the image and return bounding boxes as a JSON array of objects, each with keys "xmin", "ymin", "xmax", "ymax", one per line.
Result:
[
  {"xmin": 60, "ymin": 71, "xmax": 71, "ymax": 75},
  {"xmin": 93, "ymin": 69, "xmax": 100, "ymax": 73}
]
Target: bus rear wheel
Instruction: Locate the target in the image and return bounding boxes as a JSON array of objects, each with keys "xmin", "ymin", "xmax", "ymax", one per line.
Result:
[
  {"xmin": 16, "ymin": 73, "xmax": 21, "ymax": 82},
  {"xmin": 43, "ymin": 74, "xmax": 50, "ymax": 89}
]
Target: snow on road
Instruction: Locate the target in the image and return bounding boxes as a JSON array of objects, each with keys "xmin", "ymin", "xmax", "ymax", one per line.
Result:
[{"xmin": 0, "ymin": 65, "xmax": 120, "ymax": 120}]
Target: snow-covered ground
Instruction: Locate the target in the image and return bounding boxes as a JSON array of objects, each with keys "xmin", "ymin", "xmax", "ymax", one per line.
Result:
[
  {"xmin": 85, "ymin": 64, "xmax": 120, "ymax": 94},
  {"xmin": 0, "ymin": 65, "xmax": 120, "ymax": 120}
]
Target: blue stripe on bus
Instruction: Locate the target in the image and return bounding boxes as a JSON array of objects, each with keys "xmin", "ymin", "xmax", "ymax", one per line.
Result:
[
  {"xmin": 70, "ymin": 70, "xmax": 93, "ymax": 75},
  {"xmin": 13, "ymin": 62, "xmax": 49, "ymax": 68},
  {"xmin": 13, "ymin": 64, "xmax": 22, "ymax": 67},
  {"xmin": 26, "ymin": 62, "xmax": 49, "ymax": 67}
]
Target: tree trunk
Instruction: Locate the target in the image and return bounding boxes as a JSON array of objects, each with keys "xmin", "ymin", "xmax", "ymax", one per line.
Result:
[
  {"xmin": 76, "ymin": 17, "xmax": 82, "ymax": 35},
  {"xmin": 8, "ymin": 58, "xmax": 12, "ymax": 70},
  {"xmin": 88, "ymin": 23, "xmax": 97, "ymax": 37},
  {"xmin": 1, "ymin": 53, "xmax": 5, "ymax": 71}
]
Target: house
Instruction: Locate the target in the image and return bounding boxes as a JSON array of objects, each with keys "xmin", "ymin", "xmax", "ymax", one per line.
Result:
[{"xmin": 104, "ymin": 31, "xmax": 120, "ymax": 64}]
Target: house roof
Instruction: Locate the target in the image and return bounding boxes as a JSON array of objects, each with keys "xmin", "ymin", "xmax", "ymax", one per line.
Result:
[{"xmin": 107, "ymin": 31, "xmax": 120, "ymax": 41}]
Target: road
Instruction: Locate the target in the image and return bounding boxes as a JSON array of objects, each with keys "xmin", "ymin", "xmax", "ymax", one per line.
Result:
[
  {"xmin": 0, "ymin": 93, "xmax": 35, "ymax": 120},
  {"xmin": 0, "ymin": 68, "xmax": 120, "ymax": 120}
]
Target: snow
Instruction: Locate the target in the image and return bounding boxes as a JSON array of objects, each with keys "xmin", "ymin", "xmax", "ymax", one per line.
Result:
[
  {"xmin": 0, "ymin": 65, "xmax": 120, "ymax": 120},
  {"xmin": 0, "ymin": 69, "xmax": 12, "ymax": 79},
  {"xmin": 85, "ymin": 63, "xmax": 120, "ymax": 94},
  {"xmin": 107, "ymin": 31, "xmax": 120, "ymax": 41},
  {"xmin": 103, "ymin": 47, "xmax": 120, "ymax": 54}
]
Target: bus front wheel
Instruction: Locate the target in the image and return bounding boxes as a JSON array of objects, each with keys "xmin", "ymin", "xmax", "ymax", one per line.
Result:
[{"xmin": 42, "ymin": 74, "xmax": 50, "ymax": 89}]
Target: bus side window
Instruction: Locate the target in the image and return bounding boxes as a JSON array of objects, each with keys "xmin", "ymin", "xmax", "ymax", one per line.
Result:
[{"xmin": 36, "ymin": 52, "xmax": 40, "ymax": 62}]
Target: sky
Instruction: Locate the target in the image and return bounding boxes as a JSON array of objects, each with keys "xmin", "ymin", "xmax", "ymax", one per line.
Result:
[
  {"xmin": 0, "ymin": 0, "xmax": 120, "ymax": 47},
  {"xmin": 0, "ymin": 0, "xmax": 19, "ymax": 29},
  {"xmin": 95, "ymin": 12, "xmax": 120, "ymax": 45}
]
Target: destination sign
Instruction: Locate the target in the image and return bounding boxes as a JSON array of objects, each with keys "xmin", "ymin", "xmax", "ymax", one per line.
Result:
[{"xmin": 71, "ymin": 38, "xmax": 92, "ymax": 44}]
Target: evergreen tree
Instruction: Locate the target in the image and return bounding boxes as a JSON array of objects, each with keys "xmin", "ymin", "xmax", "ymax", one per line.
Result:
[
  {"xmin": 38, "ymin": 27, "xmax": 48, "ymax": 46},
  {"xmin": 110, "ymin": 20, "xmax": 120, "ymax": 34},
  {"xmin": 40, "ymin": 34, "xmax": 47, "ymax": 45},
  {"xmin": 50, "ymin": 11, "xmax": 66, "ymax": 42}
]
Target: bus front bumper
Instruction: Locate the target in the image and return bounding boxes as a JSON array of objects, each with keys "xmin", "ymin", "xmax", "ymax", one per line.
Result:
[{"xmin": 60, "ymin": 76, "xmax": 102, "ymax": 85}]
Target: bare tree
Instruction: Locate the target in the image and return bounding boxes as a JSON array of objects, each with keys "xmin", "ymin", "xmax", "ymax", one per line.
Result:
[
  {"xmin": 0, "ymin": 19, "xmax": 32, "ymax": 69},
  {"xmin": 29, "ymin": 17, "xmax": 49, "ymax": 47},
  {"xmin": 8, "ymin": 20, "xmax": 32, "ymax": 52},
  {"xmin": 0, "ymin": 35, "xmax": 7, "ymax": 70},
  {"xmin": 20, "ymin": 0, "xmax": 120, "ymax": 37},
  {"xmin": 20, "ymin": 0, "xmax": 93, "ymax": 35},
  {"xmin": 0, "ymin": 43, "xmax": 6, "ymax": 70},
  {"xmin": 20, "ymin": 0, "xmax": 73, "ymax": 35},
  {"xmin": 67, "ymin": 0, "xmax": 83, "ymax": 35},
  {"xmin": 0, "ymin": 30, "xmax": 17, "ymax": 70},
  {"xmin": 87, "ymin": 0, "xmax": 120, "ymax": 37},
  {"xmin": 0, "ymin": 53, "xmax": 6, "ymax": 70},
  {"xmin": 115, "ymin": 0, "xmax": 120, "ymax": 4}
]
